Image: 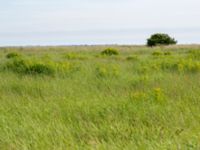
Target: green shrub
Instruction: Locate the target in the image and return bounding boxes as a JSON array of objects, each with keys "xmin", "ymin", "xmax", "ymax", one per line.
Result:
[
  {"xmin": 6, "ymin": 52, "xmax": 21, "ymax": 59},
  {"xmin": 147, "ymin": 33, "xmax": 177, "ymax": 47},
  {"xmin": 158, "ymin": 59, "xmax": 178, "ymax": 71},
  {"xmin": 184, "ymin": 60, "xmax": 200, "ymax": 73},
  {"xmin": 64, "ymin": 53, "xmax": 88, "ymax": 60},
  {"xmin": 96, "ymin": 65, "xmax": 119, "ymax": 78},
  {"xmin": 164, "ymin": 51, "xmax": 172, "ymax": 55},
  {"xmin": 130, "ymin": 91, "xmax": 147, "ymax": 101},
  {"xmin": 152, "ymin": 88, "xmax": 166, "ymax": 103},
  {"xmin": 4, "ymin": 58, "xmax": 55, "ymax": 76},
  {"xmin": 130, "ymin": 88, "xmax": 166, "ymax": 103},
  {"xmin": 160, "ymin": 59, "xmax": 200, "ymax": 73},
  {"xmin": 56, "ymin": 62, "xmax": 80, "ymax": 75},
  {"xmin": 101, "ymin": 48, "xmax": 119, "ymax": 56},
  {"xmin": 4, "ymin": 58, "xmax": 29, "ymax": 73},
  {"xmin": 26, "ymin": 63, "xmax": 55, "ymax": 75},
  {"xmin": 188, "ymin": 50, "xmax": 200, "ymax": 60},
  {"xmin": 64, "ymin": 53, "xmax": 78, "ymax": 59},
  {"xmin": 126, "ymin": 55, "xmax": 139, "ymax": 61},
  {"xmin": 152, "ymin": 51, "xmax": 163, "ymax": 56}
]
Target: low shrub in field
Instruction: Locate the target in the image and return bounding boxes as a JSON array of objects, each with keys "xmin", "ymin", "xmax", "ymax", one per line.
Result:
[
  {"xmin": 130, "ymin": 88, "xmax": 166, "ymax": 103},
  {"xmin": 56, "ymin": 62, "xmax": 80, "ymax": 75},
  {"xmin": 96, "ymin": 65, "xmax": 119, "ymax": 78},
  {"xmin": 101, "ymin": 48, "xmax": 119, "ymax": 56},
  {"xmin": 130, "ymin": 75, "xmax": 150, "ymax": 88},
  {"xmin": 138, "ymin": 66, "xmax": 150, "ymax": 74},
  {"xmin": 26, "ymin": 63, "xmax": 55, "ymax": 75},
  {"xmin": 64, "ymin": 53, "xmax": 88, "ymax": 60},
  {"xmin": 64, "ymin": 53, "xmax": 77, "ymax": 59},
  {"xmin": 152, "ymin": 51, "xmax": 163, "ymax": 56},
  {"xmin": 152, "ymin": 88, "xmax": 165, "ymax": 103},
  {"xmin": 188, "ymin": 50, "xmax": 200, "ymax": 60},
  {"xmin": 164, "ymin": 51, "xmax": 172, "ymax": 55},
  {"xmin": 160, "ymin": 59, "xmax": 200, "ymax": 73},
  {"xmin": 41, "ymin": 54, "xmax": 52, "ymax": 61},
  {"xmin": 184, "ymin": 60, "xmax": 200, "ymax": 73},
  {"xmin": 150, "ymin": 63, "xmax": 160, "ymax": 71},
  {"xmin": 152, "ymin": 51, "xmax": 172, "ymax": 57},
  {"xmin": 159, "ymin": 59, "xmax": 178, "ymax": 71},
  {"xmin": 4, "ymin": 58, "xmax": 55, "ymax": 76},
  {"xmin": 130, "ymin": 91, "xmax": 147, "ymax": 101},
  {"xmin": 126, "ymin": 55, "xmax": 139, "ymax": 61},
  {"xmin": 4, "ymin": 58, "xmax": 30, "ymax": 73},
  {"xmin": 6, "ymin": 52, "xmax": 21, "ymax": 59},
  {"xmin": 4, "ymin": 58, "xmax": 79, "ymax": 76}
]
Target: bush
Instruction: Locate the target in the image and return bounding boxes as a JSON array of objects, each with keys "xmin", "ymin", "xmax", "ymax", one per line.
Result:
[
  {"xmin": 26, "ymin": 63, "xmax": 55, "ymax": 75},
  {"xmin": 96, "ymin": 65, "xmax": 119, "ymax": 78},
  {"xmin": 152, "ymin": 88, "xmax": 166, "ymax": 103},
  {"xmin": 101, "ymin": 48, "xmax": 119, "ymax": 56},
  {"xmin": 188, "ymin": 50, "xmax": 200, "ymax": 60},
  {"xmin": 164, "ymin": 51, "xmax": 172, "ymax": 55},
  {"xmin": 56, "ymin": 62, "xmax": 80, "ymax": 75},
  {"xmin": 5, "ymin": 58, "xmax": 29, "ymax": 73},
  {"xmin": 126, "ymin": 55, "xmax": 139, "ymax": 61},
  {"xmin": 64, "ymin": 53, "xmax": 88, "ymax": 60},
  {"xmin": 160, "ymin": 59, "xmax": 200, "ymax": 73},
  {"xmin": 152, "ymin": 51, "xmax": 163, "ymax": 56},
  {"xmin": 64, "ymin": 53, "xmax": 78, "ymax": 59},
  {"xmin": 6, "ymin": 52, "xmax": 21, "ymax": 59},
  {"xmin": 4, "ymin": 58, "xmax": 55, "ymax": 76},
  {"xmin": 147, "ymin": 33, "xmax": 177, "ymax": 47}
]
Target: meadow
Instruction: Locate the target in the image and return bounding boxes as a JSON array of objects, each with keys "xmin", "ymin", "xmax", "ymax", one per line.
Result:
[{"xmin": 0, "ymin": 45, "xmax": 200, "ymax": 149}]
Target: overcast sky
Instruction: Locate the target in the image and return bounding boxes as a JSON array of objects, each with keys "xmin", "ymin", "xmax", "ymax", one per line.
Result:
[{"xmin": 0, "ymin": 0, "xmax": 200, "ymax": 46}]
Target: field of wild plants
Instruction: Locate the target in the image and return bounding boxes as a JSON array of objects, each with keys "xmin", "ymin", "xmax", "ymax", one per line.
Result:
[{"xmin": 0, "ymin": 45, "xmax": 200, "ymax": 149}]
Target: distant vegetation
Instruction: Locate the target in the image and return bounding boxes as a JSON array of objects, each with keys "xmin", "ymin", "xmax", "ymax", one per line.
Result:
[
  {"xmin": 6, "ymin": 52, "xmax": 21, "ymax": 59},
  {"xmin": 147, "ymin": 33, "xmax": 177, "ymax": 47},
  {"xmin": 101, "ymin": 48, "xmax": 119, "ymax": 56},
  {"xmin": 0, "ymin": 45, "xmax": 199, "ymax": 149}
]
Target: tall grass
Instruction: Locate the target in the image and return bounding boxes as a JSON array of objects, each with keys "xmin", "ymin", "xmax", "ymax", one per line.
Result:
[{"xmin": 0, "ymin": 45, "xmax": 199, "ymax": 149}]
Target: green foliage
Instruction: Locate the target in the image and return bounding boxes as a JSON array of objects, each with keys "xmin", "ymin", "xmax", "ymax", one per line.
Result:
[
  {"xmin": 126, "ymin": 55, "xmax": 139, "ymax": 61},
  {"xmin": 147, "ymin": 33, "xmax": 177, "ymax": 46},
  {"xmin": 64, "ymin": 52, "xmax": 77, "ymax": 59},
  {"xmin": 152, "ymin": 51, "xmax": 163, "ymax": 56},
  {"xmin": 56, "ymin": 61, "xmax": 80, "ymax": 75},
  {"xmin": 6, "ymin": 52, "xmax": 21, "ymax": 59},
  {"xmin": 0, "ymin": 45, "xmax": 199, "ymax": 149},
  {"xmin": 101, "ymin": 48, "xmax": 119, "ymax": 56},
  {"xmin": 4, "ymin": 58, "xmax": 78, "ymax": 76},
  {"xmin": 64, "ymin": 52, "xmax": 88, "ymax": 60},
  {"xmin": 96, "ymin": 65, "xmax": 119, "ymax": 78},
  {"xmin": 4, "ymin": 58, "xmax": 54, "ymax": 76},
  {"xmin": 130, "ymin": 88, "xmax": 166, "ymax": 103},
  {"xmin": 188, "ymin": 50, "xmax": 200, "ymax": 60},
  {"xmin": 4, "ymin": 58, "xmax": 30, "ymax": 73},
  {"xmin": 130, "ymin": 91, "xmax": 147, "ymax": 101},
  {"xmin": 164, "ymin": 51, "xmax": 172, "ymax": 55},
  {"xmin": 160, "ymin": 59, "xmax": 200, "ymax": 73},
  {"xmin": 26, "ymin": 63, "xmax": 55, "ymax": 75},
  {"xmin": 152, "ymin": 87, "xmax": 166, "ymax": 102},
  {"xmin": 184, "ymin": 60, "xmax": 200, "ymax": 73}
]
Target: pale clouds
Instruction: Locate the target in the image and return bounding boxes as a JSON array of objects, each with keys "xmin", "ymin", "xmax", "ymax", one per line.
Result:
[{"xmin": 0, "ymin": 0, "xmax": 199, "ymax": 45}]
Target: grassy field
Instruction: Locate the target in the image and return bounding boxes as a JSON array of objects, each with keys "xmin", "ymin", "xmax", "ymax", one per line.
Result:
[{"xmin": 0, "ymin": 45, "xmax": 200, "ymax": 149}]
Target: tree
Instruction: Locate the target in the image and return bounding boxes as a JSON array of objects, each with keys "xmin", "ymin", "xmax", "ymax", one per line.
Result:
[{"xmin": 147, "ymin": 33, "xmax": 177, "ymax": 47}]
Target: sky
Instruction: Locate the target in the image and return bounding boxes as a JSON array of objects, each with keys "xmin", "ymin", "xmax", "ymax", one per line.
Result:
[{"xmin": 0, "ymin": 0, "xmax": 200, "ymax": 46}]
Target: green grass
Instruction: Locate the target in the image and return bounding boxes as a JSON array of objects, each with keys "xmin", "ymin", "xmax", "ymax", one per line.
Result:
[{"xmin": 0, "ymin": 45, "xmax": 200, "ymax": 149}]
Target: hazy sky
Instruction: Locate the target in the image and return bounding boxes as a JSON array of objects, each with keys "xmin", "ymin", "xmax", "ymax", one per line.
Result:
[{"xmin": 0, "ymin": 0, "xmax": 200, "ymax": 46}]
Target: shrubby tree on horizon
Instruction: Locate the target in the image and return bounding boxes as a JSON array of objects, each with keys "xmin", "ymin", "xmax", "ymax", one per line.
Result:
[{"xmin": 147, "ymin": 33, "xmax": 177, "ymax": 47}]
